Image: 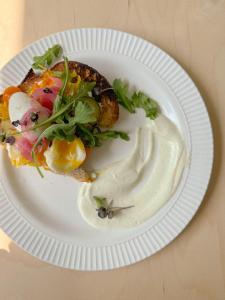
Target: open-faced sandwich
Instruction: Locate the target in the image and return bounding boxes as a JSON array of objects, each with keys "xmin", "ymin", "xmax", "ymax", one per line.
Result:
[
  {"xmin": 0, "ymin": 45, "xmax": 131, "ymax": 181},
  {"xmin": 0, "ymin": 44, "xmax": 159, "ymax": 185}
]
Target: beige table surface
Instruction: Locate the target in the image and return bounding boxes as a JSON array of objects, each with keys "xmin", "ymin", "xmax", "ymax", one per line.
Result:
[{"xmin": 0, "ymin": 0, "xmax": 225, "ymax": 299}]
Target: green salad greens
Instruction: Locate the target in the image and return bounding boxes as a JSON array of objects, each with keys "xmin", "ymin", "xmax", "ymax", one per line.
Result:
[{"xmin": 16, "ymin": 44, "xmax": 160, "ymax": 177}]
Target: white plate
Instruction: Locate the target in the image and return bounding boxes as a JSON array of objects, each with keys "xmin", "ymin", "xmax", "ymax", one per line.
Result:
[{"xmin": 0, "ymin": 28, "xmax": 213, "ymax": 270}]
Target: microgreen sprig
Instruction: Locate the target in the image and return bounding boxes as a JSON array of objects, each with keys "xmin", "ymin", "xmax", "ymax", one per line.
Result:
[{"xmin": 94, "ymin": 196, "xmax": 134, "ymax": 219}]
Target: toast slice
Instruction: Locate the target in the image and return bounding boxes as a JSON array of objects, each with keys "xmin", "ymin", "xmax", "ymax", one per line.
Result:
[{"xmin": 1, "ymin": 61, "xmax": 120, "ymax": 182}]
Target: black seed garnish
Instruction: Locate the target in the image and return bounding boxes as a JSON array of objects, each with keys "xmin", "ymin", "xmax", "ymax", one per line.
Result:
[
  {"xmin": 5, "ymin": 136, "xmax": 16, "ymax": 145},
  {"xmin": 43, "ymin": 87, "xmax": 53, "ymax": 93},
  {"xmin": 12, "ymin": 120, "xmax": 20, "ymax": 127},
  {"xmin": 30, "ymin": 112, "xmax": 39, "ymax": 122}
]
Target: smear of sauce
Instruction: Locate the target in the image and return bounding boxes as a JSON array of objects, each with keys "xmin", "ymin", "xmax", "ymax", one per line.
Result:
[{"xmin": 78, "ymin": 115, "xmax": 187, "ymax": 229}]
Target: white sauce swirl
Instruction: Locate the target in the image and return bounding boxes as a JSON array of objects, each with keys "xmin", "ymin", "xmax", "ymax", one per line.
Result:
[{"xmin": 78, "ymin": 115, "xmax": 187, "ymax": 228}]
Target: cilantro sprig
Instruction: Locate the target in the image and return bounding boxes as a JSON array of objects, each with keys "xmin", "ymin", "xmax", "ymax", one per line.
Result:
[
  {"xmin": 113, "ymin": 79, "xmax": 159, "ymax": 119},
  {"xmin": 32, "ymin": 44, "xmax": 62, "ymax": 70}
]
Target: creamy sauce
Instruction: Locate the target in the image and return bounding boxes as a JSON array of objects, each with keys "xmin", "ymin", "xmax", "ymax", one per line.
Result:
[{"xmin": 78, "ymin": 115, "xmax": 187, "ymax": 229}]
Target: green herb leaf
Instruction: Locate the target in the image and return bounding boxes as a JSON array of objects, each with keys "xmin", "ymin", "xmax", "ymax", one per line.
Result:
[
  {"xmin": 59, "ymin": 57, "xmax": 69, "ymax": 95},
  {"xmin": 132, "ymin": 91, "xmax": 159, "ymax": 120},
  {"xmin": 113, "ymin": 79, "xmax": 159, "ymax": 120},
  {"xmin": 93, "ymin": 196, "xmax": 107, "ymax": 208},
  {"xmin": 74, "ymin": 98, "xmax": 100, "ymax": 124},
  {"xmin": 76, "ymin": 124, "xmax": 97, "ymax": 147},
  {"xmin": 34, "ymin": 123, "xmax": 76, "ymax": 143},
  {"xmin": 32, "ymin": 44, "xmax": 63, "ymax": 70},
  {"xmin": 75, "ymin": 81, "xmax": 96, "ymax": 98},
  {"xmin": 76, "ymin": 126, "xmax": 130, "ymax": 148},
  {"xmin": 94, "ymin": 130, "xmax": 130, "ymax": 142},
  {"xmin": 23, "ymin": 81, "xmax": 96, "ymax": 134},
  {"xmin": 53, "ymin": 56, "xmax": 70, "ymax": 114},
  {"xmin": 112, "ymin": 79, "xmax": 135, "ymax": 113}
]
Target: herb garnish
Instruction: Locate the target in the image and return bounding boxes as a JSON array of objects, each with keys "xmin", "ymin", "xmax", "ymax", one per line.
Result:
[
  {"xmin": 94, "ymin": 196, "xmax": 134, "ymax": 219},
  {"xmin": 76, "ymin": 125, "xmax": 129, "ymax": 148},
  {"xmin": 32, "ymin": 44, "xmax": 62, "ymax": 70},
  {"xmin": 113, "ymin": 79, "xmax": 159, "ymax": 119},
  {"xmin": 28, "ymin": 44, "xmax": 160, "ymax": 178},
  {"xmin": 53, "ymin": 56, "xmax": 70, "ymax": 114}
]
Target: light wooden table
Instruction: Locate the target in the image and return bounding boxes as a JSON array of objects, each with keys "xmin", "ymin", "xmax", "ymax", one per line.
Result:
[{"xmin": 0, "ymin": 0, "xmax": 224, "ymax": 299}]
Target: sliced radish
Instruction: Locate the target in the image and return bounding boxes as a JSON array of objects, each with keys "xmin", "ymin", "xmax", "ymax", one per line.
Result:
[
  {"xmin": 31, "ymin": 86, "xmax": 59, "ymax": 110},
  {"xmin": 20, "ymin": 102, "xmax": 50, "ymax": 131},
  {"xmin": 15, "ymin": 137, "xmax": 33, "ymax": 161}
]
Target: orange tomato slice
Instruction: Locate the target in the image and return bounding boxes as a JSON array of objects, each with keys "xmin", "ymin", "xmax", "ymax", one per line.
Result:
[{"xmin": 2, "ymin": 86, "xmax": 21, "ymax": 105}]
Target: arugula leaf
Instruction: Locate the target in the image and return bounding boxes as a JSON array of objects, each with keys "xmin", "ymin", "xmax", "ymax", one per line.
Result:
[
  {"xmin": 113, "ymin": 79, "xmax": 159, "ymax": 120},
  {"xmin": 113, "ymin": 79, "xmax": 135, "ymax": 113},
  {"xmin": 34, "ymin": 123, "xmax": 76, "ymax": 145},
  {"xmin": 74, "ymin": 98, "xmax": 100, "ymax": 124},
  {"xmin": 94, "ymin": 130, "xmax": 129, "ymax": 142},
  {"xmin": 132, "ymin": 91, "xmax": 159, "ymax": 120},
  {"xmin": 32, "ymin": 44, "xmax": 62, "ymax": 70},
  {"xmin": 76, "ymin": 124, "xmax": 96, "ymax": 147},
  {"xmin": 27, "ymin": 99, "xmax": 75, "ymax": 132},
  {"xmin": 53, "ymin": 56, "xmax": 70, "ymax": 114},
  {"xmin": 76, "ymin": 125, "xmax": 130, "ymax": 148}
]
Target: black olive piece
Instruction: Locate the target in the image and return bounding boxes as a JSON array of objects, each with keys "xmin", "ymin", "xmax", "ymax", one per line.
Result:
[
  {"xmin": 12, "ymin": 120, "xmax": 20, "ymax": 127},
  {"xmin": 43, "ymin": 87, "xmax": 53, "ymax": 94},
  {"xmin": 5, "ymin": 136, "xmax": 16, "ymax": 145},
  {"xmin": 30, "ymin": 112, "xmax": 39, "ymax": 122},
  {"xmin": 97, "ymin": 207, "xmax": 107, "ymax": 219}
]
